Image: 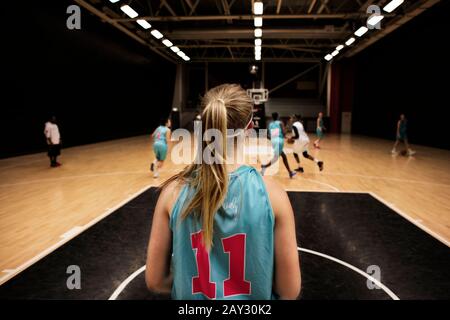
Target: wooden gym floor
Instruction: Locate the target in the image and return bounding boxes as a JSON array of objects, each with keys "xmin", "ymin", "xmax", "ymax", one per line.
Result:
[{"xmin": 0, "ymin": 133, "xmax": 449, "ymax": 285}]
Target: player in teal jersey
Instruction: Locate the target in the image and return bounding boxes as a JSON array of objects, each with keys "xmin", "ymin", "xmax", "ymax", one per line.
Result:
[
  {"xmin": 391, "ymin": 114, "xmax": 415, "ymax": 156},
  {"xmin": 151, "ymin": 118, "xmax": 171, "ymax": 178},
  {"xmin": 260, "ymin": 113, "xmax": 296, "ymax": 179},
  {"xmin": 145, "ymin": 84, "xmax": 300, "ymax": 300},
  {"xmin": 313, "ymin": 112, "xmax": 326, "ymax": 149}
]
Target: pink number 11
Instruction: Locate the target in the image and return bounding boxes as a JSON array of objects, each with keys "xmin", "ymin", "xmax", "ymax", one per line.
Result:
[{"xmin": 191, "ymin": 231, "xmax": 251, "ymax": 299}]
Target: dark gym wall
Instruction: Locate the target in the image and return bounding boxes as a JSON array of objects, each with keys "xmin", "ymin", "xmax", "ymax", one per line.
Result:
[
  {"xmin": 348, "ymin": 1, "xmax": 449, "ymax": 150},
  {"xmin": 0, "ymin": 0, "xmax": 176, "ymax": 158}
]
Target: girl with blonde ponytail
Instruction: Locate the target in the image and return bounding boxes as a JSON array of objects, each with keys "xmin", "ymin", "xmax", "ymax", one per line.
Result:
[{"xmin": 146, "ymin": 84, "xmax": 300, "ymax": 300}]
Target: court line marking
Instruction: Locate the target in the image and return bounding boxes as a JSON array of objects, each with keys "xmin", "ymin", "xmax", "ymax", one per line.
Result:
[
  {"xmin": 1, "ymin": 166, "xmax": 448, "ymax": 189},
  {"xmin": 302, "ymin": 178, "xmax": 339, "ymax": 191},
  {"xmin": 60, "ymin": 226, "xmax": 84, "ymax": 239},
  {"xmin": 0, "ymin": 183, "xmax": 156, "ymax": 286},
  {"xmin": 0, "ymin": 171, "xmax": 155, "ymax": 188},
  {"xmin": 298, "ymin": 247, "xmax": 400, "ymax": 300},
  {"xmin": 0, "ymin": 168, "xmax": 183, "ymax": 188},
  {"xmin": 108, "ymin": 247, "xmax": 401, "ymax": 300},
  {"xmin": 285, "ymin": 187, "xmax": 450, "ymax": 248},
  {"xmin": 320, "ymin": 172, "xmax": 450, "ymax": 188},
  {"xmin": 369, "ymin": 192, "xmax": 450, "ymax": 247},
  {"xmin": 109, "ymin": 266, "xmax": 146, "ymax": 300}
]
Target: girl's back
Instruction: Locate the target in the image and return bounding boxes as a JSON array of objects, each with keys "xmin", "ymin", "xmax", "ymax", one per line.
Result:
[{"xmin": 170, "ymin": 165, "xmax": 274, "ymax": 300}]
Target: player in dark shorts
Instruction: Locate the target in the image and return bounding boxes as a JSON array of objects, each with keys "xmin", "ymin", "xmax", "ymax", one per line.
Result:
[{"xmin": 391, "ymin": 114, "xmax": 415, "ymax": 156}]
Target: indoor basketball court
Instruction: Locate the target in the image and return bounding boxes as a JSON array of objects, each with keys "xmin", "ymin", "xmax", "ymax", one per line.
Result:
[{"xmin": 1, "ymin": 0, "xmax": 449, "ymax": 303}]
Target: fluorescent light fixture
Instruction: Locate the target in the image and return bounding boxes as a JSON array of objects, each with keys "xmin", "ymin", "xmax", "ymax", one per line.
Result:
[
  {"xmin": 367, "ymin": 15, "xmax": 384, "ymax": 26},
  {"xmin": 170, "ymin": 46, "xmax": 180, "ymax": 53},
  {"xmin": 336, "ymin": 45, "xmax": 344, "ymax": 51},
  {"xmin": 325, "ymin": 54, "xmax": 333, "ymax": 61},
  {"xmin": 109, "ymin": 0, "xmax": 120, "ymax": 3},
  {"xmin": 354, "ymin": 26, "xmax": 368, "ymax": 37},
  {"xmin": 253, "ymin": 2, "xmax": 263, "ymax": 15},
  {"xmin": 255, "ymin": 56, "xmax": 261, "ymax": 61},
  {"xmin": 177, "ymin": 51, "xmax": 186, "ymax": 58},
  {"xmin": 254, "ymin": 17, "xmax": 263, "ymax": 27},
  {"xmin": 383, "ymin": 0, "xmax": 404, "ymax": 13},
  {"xmin": 150, "ymin": 29, "xmax": 163, "ymax": 39},
  {"xmin": 162, "ymin": 39, "xmax": 173, "ymax": 47},
  {"xmin": 331, "ymin": 50, "xmax": 339, "ymax": 57},
  {"xmin": 254, "ymin": 28, "xmax": 262, "ymax": 37},
  {"xmin": 255, "ymin": 46, "xmax": 262, "ymax": 53},
  {"xmin": 136, "ymin": 19, "xmax": 151, "ymax": 29},
  {"xmin": 255, "ymin": 38, "xmax": 262, "ymax": 46},
  {"xmin": 120, "ymin": 5, "xmax": 138, "ymax": 18},
  {"xmin": 182, "ymin": 55, "xmax": 190, "ymax": 61},
  {"xmin": 345, "ymin": 37, "xmax": 355, "ymax": 46}
]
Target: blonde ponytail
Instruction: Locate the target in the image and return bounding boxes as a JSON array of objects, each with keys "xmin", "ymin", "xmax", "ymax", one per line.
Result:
[{"xmin": 162, "ymin": 84, "xmax": 253, "ymax": 249}]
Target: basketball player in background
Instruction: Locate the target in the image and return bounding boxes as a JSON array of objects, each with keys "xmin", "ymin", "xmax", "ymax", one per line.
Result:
[
  {"xmin": 145, "ymin": 84, "xmax": 300, "ymax": 300},
  {"xmin": 44, "ymin": 116, "xmax": 62, "ymax": 168},
  {"xmin": 313, "ymin": 112, "xmax": 326, "ymax": 149},
  {"xmin": 151, "ymin": 118, "xmax": 171, "ymax": 178},
  {"xmin": 291, "ymin": 114, "xmax": 323, "ymax": 172},
  {"xmin": 261, "ymin": 112, "xmax": 297, "ymax": 179},
  {"xmin": 392, "ymin": 113, "xmax": 415, "ymax": 156}
]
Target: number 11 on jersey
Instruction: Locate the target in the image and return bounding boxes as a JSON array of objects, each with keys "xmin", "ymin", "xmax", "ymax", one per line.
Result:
[{"xmin": 191, "ymin": 231, "xmax": 251, "ymax": 299}]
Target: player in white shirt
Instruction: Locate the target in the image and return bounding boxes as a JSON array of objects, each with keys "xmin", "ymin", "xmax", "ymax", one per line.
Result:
[
  {"xmin": 44, "ymin": 116, "xmax": 62, "ymax": 168},
  {"xmin": 291, "ymin": 114, "xmax": 323, "ymax": 172}
]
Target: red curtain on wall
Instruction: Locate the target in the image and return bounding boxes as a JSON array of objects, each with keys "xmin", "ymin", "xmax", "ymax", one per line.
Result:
[{"xmin": 329, "ymin": 60, "xmax": 355, "ymax": 133}]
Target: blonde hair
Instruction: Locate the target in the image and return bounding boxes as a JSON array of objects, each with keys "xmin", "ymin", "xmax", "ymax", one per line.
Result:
[{"xmin": 162, "ymin": 84, "xmax": 253, "ymax": 249}]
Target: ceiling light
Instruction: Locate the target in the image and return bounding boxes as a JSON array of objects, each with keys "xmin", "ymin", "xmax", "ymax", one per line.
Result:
[
  {"xmin": 151, "ymin": 29, "xmax": 163, "ymax": 39},
  {"xmin": 170, "ymin": 46, "xmax": 180, "ymax": 53},
  {"xmin": 254, "ymin": 17, "xmax": 263, "ymax": 27},
  {"xmin": 254, "ymin": 28, "xmax": 262, "ymax": 37},
  {"xmin": 383, "ymin": 0, "xmax": 404, "ymax": 13},
  {"xmin": 367, "ymin": 15, "xmax": 384, "ymax": 26},
  {"xmin": 253, "ymin": 2, "xmax": 263, "ymax": 15},
  {"xmin": 345, "ymin": 37, "xmax": 355, "ymax": 46},
  {"xmin": 162, "ymin": 39, "xmax": 173, "ymax": 47},
  {"xmin": 336, "ymin": 45, "xmax": 344, "ymax": 51},
  {"xmin": 325, "ymin": 54, "xmax": 333, "ymax": 61},
  {"xmin": 120, "ymin": 5, "xmax": 138, "ymax": 18},
  {"xmin": 255, "ymin": 39, "xmax": 262, "ymax": 46},
  {"xmin": 331, "ymin": 50, "xmax": 339, "ymax": 57},
  {"xmin": 136, "ymin": 19, "xmax": 151, "ymax": 29},
  {"xmin": 354, "ymin": 26, "xmax": 368, "ymax": 37}
]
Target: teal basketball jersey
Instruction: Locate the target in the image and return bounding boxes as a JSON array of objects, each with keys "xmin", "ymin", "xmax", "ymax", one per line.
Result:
[
  {"xmin": 268, "ymin": 120, "xmax": 283, "ymax": 139},
  {"xmin": 318, "ymin": 118, "xmax": 324, "ymax": 129},
  {"xmin": 169, "ymin": 165, "xmax": 275, "ymax": 300},
  {"xmin": 153, "ymin": 126, "xmax": 168, "ymax": 144},
  {"xmin": 399, "ymin": 119, "xmax": 407, "ymax": 135}
]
